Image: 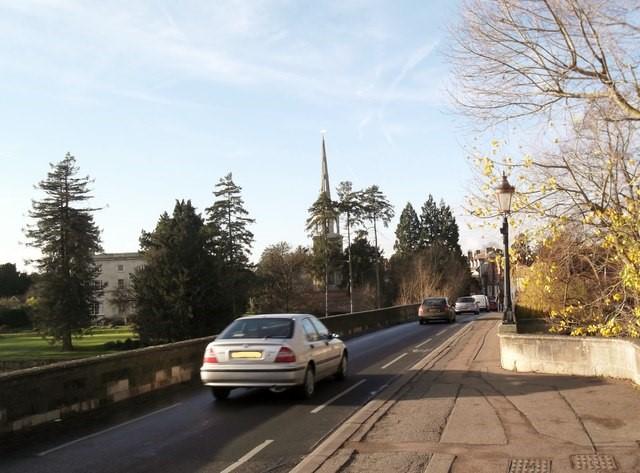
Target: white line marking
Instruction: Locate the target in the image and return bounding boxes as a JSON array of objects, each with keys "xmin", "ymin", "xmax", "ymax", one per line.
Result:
[
  {"xmin": 415, "ymin": 337, "xmax": 432, "ymax": 349},
  {"xmin": 220, "ymin": 439, "xmax": 274, "ymax": 473},
  {"xmin": 37, "ymin": 402, "xmax": 181, "ymax": 456},
  {"xmin": 310, "ymin": 379, "xmax": 367, "ymax": 414},
  {"xmin": 435, "ymin": 329, "xmax": 445, "ymax": 336},
  {"xmin": 381, "ymin": 352, "xmax": 408, "ymax": 370}
]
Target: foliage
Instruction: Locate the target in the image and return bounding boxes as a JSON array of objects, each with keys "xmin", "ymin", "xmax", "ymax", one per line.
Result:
[
  {"xmin": 253, "ymin": 242, "xmax": 312, "ymax": 313},
  {"xmin": 0, "ymin": 263, "xmax": 32, "ymax": 297},
  {"xmin": 361, "ymin": 185, "xmax": 395, "ymax": 308},
  {"xmin": 306, "ymin": 192, "xmax": 341, "ymax": 315},
  {"xmin": 133, "ymin": 200, "xmax": 223, "ymax": 344},
  {"xmin": 206, "ymin": 173, "xmax": 255, "ymax": 316},
  {"xmin": 343, "ymin": 232, "xmax": 378, "ymax": 288},
  {"xmin": 394, "ymin": 203, "xmax": 421, "ymax": 255},
  {"xmin": 25, "ymin": 154, "xmax": 102, "ymax": 350},
  {"xmin": 0, "ymin": 300, "xmax": 31, "ymax": 330},
  {"xmin": 336, "ymin": 181, "xmax": 364, "ymax": 309}
]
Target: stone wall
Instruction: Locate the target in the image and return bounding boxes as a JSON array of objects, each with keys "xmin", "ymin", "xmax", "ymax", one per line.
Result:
[
  {"xmin": 0, "ymin": 304, "xmax": 419, "ymax": 437},
  {"xmin": 498, "ymin": 323, "xmax": 640, "ymax": 385}
]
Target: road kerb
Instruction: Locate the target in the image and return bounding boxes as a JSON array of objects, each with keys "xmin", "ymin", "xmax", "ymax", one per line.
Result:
[{"xmin": 288, "ymin": 323, "xmax": 474, "ymax": 473}]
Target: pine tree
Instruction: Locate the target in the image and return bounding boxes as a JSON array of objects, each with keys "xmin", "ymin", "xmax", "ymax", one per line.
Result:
[
  {"xmin": 437, "ymin": 200, "xmax": 463, "ymax": 257},
  {"xmin": 133, "ymin": 200, "xmax": 220, "ymax": 343},
  {"xmin": 306, "ymin": 192, "xmax": 339, "ymax": 316},
  {"xmin": 419, "ymin": 195, "xmax": 439, "ymax": 249},
  {"xmin": 394, "ymin": 203, "xmax": 421, "ymax": 255},
  {"xmin": 361, "ymin": 185, "xmax": 395, "ymax": 308},
  {"xmin": 206, "ymin": 173, "xmax": 255, "ymax": 316},
  {"xmin": 336, "ymin": 181, "xmax": 364, "ymax": 313},
  {"xmin": 26, "ymin": 153, "xmax": 102, "ymax": 350}
]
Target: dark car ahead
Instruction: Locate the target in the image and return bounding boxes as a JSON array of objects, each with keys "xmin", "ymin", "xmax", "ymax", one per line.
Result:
[
  {"xmin": 418, "ymin": 297, "xmax": 456, "ymax": 324},
  {"xmin": 488, "ymin": 297, "xmax": 498, "ymax": 311}
]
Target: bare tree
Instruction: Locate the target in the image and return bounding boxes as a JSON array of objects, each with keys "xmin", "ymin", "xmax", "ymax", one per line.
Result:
[{"xmin": 451, "ymin": 0, "xmax": 640, "ymax": 124}]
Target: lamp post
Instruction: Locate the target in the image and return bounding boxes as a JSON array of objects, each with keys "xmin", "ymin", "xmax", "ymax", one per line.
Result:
[{"xmin": 496, "ymin": 173, "xmax": 515, "ymax": 324}]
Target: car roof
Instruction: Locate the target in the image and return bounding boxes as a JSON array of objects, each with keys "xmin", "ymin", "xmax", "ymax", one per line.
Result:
[{"xmin": 233, "ymin": 313, "xmax": 312, "ymax": 321}]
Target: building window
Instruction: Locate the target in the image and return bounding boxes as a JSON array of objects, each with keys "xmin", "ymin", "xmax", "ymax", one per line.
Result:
[
  {"xmin": 89, "ymin": 302, "xmax": 101, "ymax": 316},
  {"xmin": 117, "ymin": 279, "xmax": 125, "ymax": 289},
  {"xmin": 93, "ymin": 280, "xmax": 104, "ymax": 290},
  {"xmin": 117, "ymin": 264, "xmax": 124, "ymax": 272}
]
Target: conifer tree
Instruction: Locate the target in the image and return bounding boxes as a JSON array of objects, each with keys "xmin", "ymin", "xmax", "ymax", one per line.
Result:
[
  {"xmin": 26, "ymin": 153, "xmax": 102, "ymax": 350},
  {"xmin": 306, "ymin": 192, "xmax": 339, "ymax": 316},
  {"xmin": 419, "ymin": 195, "xmax": 439, "ymax": 249},
  {"xmin": 336, "ymin": 181, "xmax": 363, "ymax": 313},
  {"xmin": 361, "ymin": 185, "xmax": 395, "ymax": 308},
  {"xmin": 394, "ymin": 203, "xmax": 421, "ymax": 255},
  {"xmin": 133, "ymin": 200, "xmax": 219, "ymax": 343},
  {"xmin": 206, "ymin": 173, "xmax": 255, "ymax": 316}
]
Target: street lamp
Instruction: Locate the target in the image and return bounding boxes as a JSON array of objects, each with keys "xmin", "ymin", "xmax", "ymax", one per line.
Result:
[{"xmin": 496, "ymin": 173, "xmax": 515, "ymax": 324}]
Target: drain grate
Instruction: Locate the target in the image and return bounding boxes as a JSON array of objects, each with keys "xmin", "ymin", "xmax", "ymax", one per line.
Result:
[
  {"xmin": 508, "ymin": 458, "xmax": 551, "ymax": 473},
  {"xmin": 570, "ymin": 454, "xmax": 617, "ymax": 470}
]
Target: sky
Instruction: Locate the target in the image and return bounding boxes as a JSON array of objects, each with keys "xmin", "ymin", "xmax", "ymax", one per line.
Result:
[{"xmin": 0, "ymin": 0, "xmax": 500, "ymax": 271}]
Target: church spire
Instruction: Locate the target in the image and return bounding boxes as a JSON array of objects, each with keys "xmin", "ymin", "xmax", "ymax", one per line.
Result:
[
  {"xmin": 320, "ymin": 135, "xmax": 332, "ymax": 200},
  {"xmin": 319, "ymin": 134, "xmax": 339, "ymax": 235}
]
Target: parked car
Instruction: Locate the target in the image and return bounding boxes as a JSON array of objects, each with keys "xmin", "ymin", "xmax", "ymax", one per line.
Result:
[
  {"xmin": 200, "ymin": 314, "xmax": 347, "ymax": 401},
  {"xmin": 488, "ymin": 297, "xmax": 498, "ymax": 311},
  {"xmin": 455, "ymin": 296, "xmax": 480, "ymax": 315},
  {"xmin": 418, "ymin": 297, "xmax": 456, "ymax": 324},
  {"xmin": 472, "ymin": 294, "xmax": 490, "ymax": 312}
]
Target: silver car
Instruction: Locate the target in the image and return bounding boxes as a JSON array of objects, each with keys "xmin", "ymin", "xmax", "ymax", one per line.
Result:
[
  {"xmin": 455, "ymin": 296, "xmax": 480, "ymax": 315},
  {"xmin": 200, "ymin": 314, "xmax": 348, "ymax": 400}
]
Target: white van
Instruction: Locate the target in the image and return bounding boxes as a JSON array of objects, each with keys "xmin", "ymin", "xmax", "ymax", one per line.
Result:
[{"xmin": 472, "ymin": 294, "xmax": 489, "ymax": 312}]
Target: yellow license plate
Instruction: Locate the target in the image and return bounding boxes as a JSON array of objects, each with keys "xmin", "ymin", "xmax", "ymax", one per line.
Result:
[{"xmin": 230, "ymin": 351, "xmax": 262, "ymax": 359}]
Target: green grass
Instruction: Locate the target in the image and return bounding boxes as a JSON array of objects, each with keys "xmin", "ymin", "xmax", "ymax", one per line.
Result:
[{"xmin": 0, "ymin": 327, "xmax": 138, "ymax": 362}]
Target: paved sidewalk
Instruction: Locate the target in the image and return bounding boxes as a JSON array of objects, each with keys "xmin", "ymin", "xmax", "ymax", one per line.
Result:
[{"xmin": 292, "ymin": 315, "xmax": 640, "ymax": 473}]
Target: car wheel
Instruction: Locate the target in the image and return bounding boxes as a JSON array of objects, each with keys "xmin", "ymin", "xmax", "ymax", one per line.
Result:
[
  {"xmin": 335, "ymin": 353, "xmax": 348, "ymax": 381},
  {"xmin": 298, "ymin": 365, "xmax": 315, "ymax": 399},
  {"xmin": 211, "ymin": 387, "xmax": 231, "ymax": 401},
  {"xmin": 475, "ymin": 310, "xmax": 480, "ymax": 315}
]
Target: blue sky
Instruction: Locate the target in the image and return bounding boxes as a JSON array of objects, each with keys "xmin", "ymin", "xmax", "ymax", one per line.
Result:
[{"xmin": 1, "ymin": 0, "xmax": 497, "ymax": 270}]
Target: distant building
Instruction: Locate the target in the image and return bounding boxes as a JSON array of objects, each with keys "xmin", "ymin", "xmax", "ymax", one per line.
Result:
[
  {"xmin": 311, "ymin": 136, "xmax": 344, "ymax": 289},
  {"xmin": 468, "ymin": 247, "xmax": 502, "ymax": 300},
  {"xmin": 93, "ymin": 252, "xmax": 144, "ymax": 322}
]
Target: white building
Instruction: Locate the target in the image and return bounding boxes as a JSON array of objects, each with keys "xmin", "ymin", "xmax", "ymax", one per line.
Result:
[{"xmin": 93, "ymin": 252, "xmax": 144, "ymax": 322}]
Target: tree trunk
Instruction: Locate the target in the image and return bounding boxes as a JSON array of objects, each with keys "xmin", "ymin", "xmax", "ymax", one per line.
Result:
[
  {"xmin": 347, "ymin": 212, "xmax": 353, "ymax": 313},
  {"xmin": 61, "ymin": 330, "xmax": 73, "ymax": 351},
  {"xmin": 373, "ymin": 216, "xmax": 381, "ymax": 309}
]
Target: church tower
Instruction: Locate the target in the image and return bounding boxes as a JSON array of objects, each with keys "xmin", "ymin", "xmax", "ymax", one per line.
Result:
[{"xmin": 319, "ymin": 136, "xmax": 340, "ymax": 237}]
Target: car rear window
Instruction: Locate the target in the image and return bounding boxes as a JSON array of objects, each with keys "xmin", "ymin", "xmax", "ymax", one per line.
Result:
[
  {"xmin": 423, "ymin": 298, "xmax": 446, "ymax": 307},
  {"xmin": 457, "ymin": 297, "xmax": 475, "ymax": 303},
  {"xmin": 218, "ymin": 318, "xmax": 294, "ymax": 339}
]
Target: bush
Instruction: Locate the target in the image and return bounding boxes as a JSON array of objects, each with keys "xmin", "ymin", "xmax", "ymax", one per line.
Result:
[
  {"xmin": 103, "ymin": 338, "xmax": 142, "ymax": 351},
  {"xmin": 0, "ymin": 307, "xmax": 31, "ymax": 329}
]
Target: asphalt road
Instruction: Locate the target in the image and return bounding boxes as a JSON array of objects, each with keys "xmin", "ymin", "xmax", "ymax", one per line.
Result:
[{"xmin": 0, "ymin": 313, "xmax": 478, "ymax": 473}]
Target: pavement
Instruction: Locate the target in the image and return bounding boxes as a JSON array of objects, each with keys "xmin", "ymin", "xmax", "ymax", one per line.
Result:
[{"xmin": 290, "ymin": 314, "xmax": 640, "ymax": 473}]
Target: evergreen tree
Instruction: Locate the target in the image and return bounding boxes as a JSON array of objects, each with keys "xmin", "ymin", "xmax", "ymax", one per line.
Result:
[
  {"xmin": 133, "ymin": 200, "xmax": 220, "ymax": 343},
  {"xmin": 343, "ymin": 232, "xmax": 377, "ymax": 288},
  {"xmin": 361, "ymin": 185, "xmax": 395, "ymax": 308},
  {"xmin": 0, "ymin": 263, "xmax": 32, "ymax": 297},
  {"xmin": 437, "ymin": 200, "xmax": 463, "ymax": 257},
  {"xmin": 306, "ymin": 192, "xmax": 339, "ymax": 316},
  {"xmin": 419, "ymin": 195, "xmax": 439, "ymax": 249},
  {"xmin": 205, "ymin": 173, "xmax": 255, "ymax": 316},
  {"xmin": 336, "ymin": 181, "xmax": 364, "ymax": 313},
  {"xmin": 394, "ymin": 203, "xmax": 421, "ymax": 255},
  {"xmin": 25, "ymin": 154, "xmax": 102, "ymax": 350}
]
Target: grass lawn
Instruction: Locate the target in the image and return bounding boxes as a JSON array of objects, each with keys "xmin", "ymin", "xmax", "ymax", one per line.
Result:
[{"xmin": 0, "ymin": 327, "xmax": 138, "ymax": 362}]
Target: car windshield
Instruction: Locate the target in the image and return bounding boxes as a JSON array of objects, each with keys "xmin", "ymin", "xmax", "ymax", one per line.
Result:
[
  {"xmin": 218, "ymin": 318, "xmax": 294, "ymax": 339},
  {"xmin": 424, "ymin": 298, "xmax": 446, "ymax": 307},
  {"xmin": 457, "ymin": 297, "xmax": 475, "ymax": 303}
]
